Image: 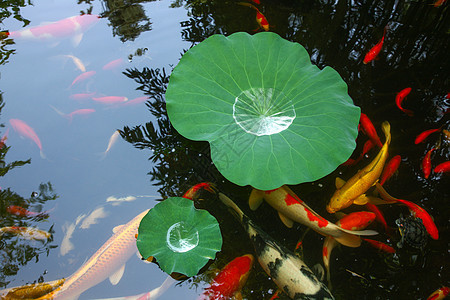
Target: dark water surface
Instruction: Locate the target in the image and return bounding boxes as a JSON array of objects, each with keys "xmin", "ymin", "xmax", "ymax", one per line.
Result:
[{"xmin": 0, "ymin": 0, "xmax": 449, "ymax": 299}]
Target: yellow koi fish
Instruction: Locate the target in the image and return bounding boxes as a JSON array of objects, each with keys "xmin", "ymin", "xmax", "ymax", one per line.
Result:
[
  {"xmin": 0, "ymin": 279, "xmax": 65, "ymax": 299},
  {"xmin": 36, "ymin": 209, "xmax": 150, "ymax": 300},
  {"xmin": 0, "ymin": 226, "xmax": 51, "ymax": 241},
  {"xmin": 326, "ymin": 121, "xmax": 391, "ymax": 213}
]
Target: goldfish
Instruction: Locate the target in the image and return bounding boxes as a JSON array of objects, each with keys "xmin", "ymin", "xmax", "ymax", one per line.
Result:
[
  {"xmin": 36, "ymin": 209, "xmax": 150, "ymax": 300},
  {"xmin": 433, "ymin": 0, "xmax": 446, "ymax": 7},
  {"xmin": 395, "ymin": 87, "xmax": 414, "ymax": 116},
  {"xmin": 6, "ymin": 205, "xmax": 49, "ymax": 218},
  {"xmin": 101, "ymin": 130, "xmax": 120, "ymax": 159},
  {"xmin": 422, "ymin": 147, "xmax": 435, "ymax": 179},
  {"xmin": 50, "ymin": 105, "xmax": 95, "ymax": 122},
  {"xmin": 199, "ymin": 254, "xmax": 254, "ymax": 300},
  {"xmin": 250, "ymin": 186, "xmax": 377, "ymax": 248},
  {"xmin": 0, "ymin": 279, "xmax": 65, "ymax": 299},
  {"xmin": 379, "ymin": 155, "xmax": 401, "ymax": 185},
  {"xmin": 363, "ymin": 27, "xmax": 387, "ymax": 64},
  {"xmin": 415, "ymin": 128, "xmax": 441, "ymax": 144},
  {"xmin": 360, "ymin": 113, "xmax": 383, "ymax": 148},
  {"xmin": 182, "ymin": 182, "xmax": 216, "ymax": 200},
  {"xmin": 71, "ymin": 70, "xmax": 96, "ymax": 87},
  {"xmin": 219, "ymin": 192, "xmax": 334, "ymax": 299},
  {"xmin": 0, "ymin": 226, "xmax": 51, "ymax": 241},
  {"xmin": 327, "ymin": 121, "xmax": 391, "ymax": 213},
  {"xmin": 434, "ymin": 161, "xmax": 450, "ymax": 174},
  {"xmin": 362, "ymin": 238, "xmax": 395, "ymax": 253},
  {"xmin": 9, "ymin": 118, "xmax": 45, "ymax": 158},
  {"xmin": 427, "ymin": 286, "xmax": 450, "ymax": 300},
  {"xmin": 375, "ymin": 183, "xmax": 439, "ymax": 240},
  {"xmin": 238, "ymin": 2, "xmax": 270, "ymax": 31},
  {"xmin": 92, "ymin": 96, "xmax": 128, "ymax": 104},
  {"xmin": 102, "ymin": 58, "xmax": 125, "ymax": 70},
  {"xmin": 7, "ymin": 14, "xmax": 100, "ymax": 46}
]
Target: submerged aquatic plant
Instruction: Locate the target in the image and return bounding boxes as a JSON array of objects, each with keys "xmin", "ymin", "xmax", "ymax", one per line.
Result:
[
  {"xmin": 137, "ymin": 197, "xmax": 222, "ymax": 277},
  {"xmin": 166, "ymin": 32, "xmax": 360, "ymax": 190}
]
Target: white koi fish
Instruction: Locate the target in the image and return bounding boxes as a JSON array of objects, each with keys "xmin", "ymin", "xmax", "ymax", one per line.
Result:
[{"xmin": 100, "ymin": 130, "xmax": 121, "ymax": 159}]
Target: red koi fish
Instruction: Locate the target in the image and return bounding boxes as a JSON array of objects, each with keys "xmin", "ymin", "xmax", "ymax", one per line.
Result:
[
  {"xmin": 365, "ymin": 203, "xmax": 389, "ymax": 233},
  {"xmin": 395, "ymin": 87, "xmax": 414, "ymax": 116},
  {"xmin": 360, "ymin": 113, "xmax": 383, "ymax": 148},
  {"xmin": 434, "ymin": 161, "xmax": 450, "ymax": 174},
  {"xmin": 379, "ymin": 155, "xmax": 401, "ymax": 185},
  {"xmin": 249, "ymin": 186, "xmax": 378, "ymax": 248},
  {"xmin": 199, "ymin": 254, "xmax": 254, "ymax": 300},
  {"xmin": 102, "ymin": 58, "xmax": 125, "ymax": 71},
  {"xmin": 362, "ymin": 238, "xmax": 395, "ymax": 253},
  {"xmin": 375, "ymin": 183, "xmax": 439, "ymax": 240},
  {"xmin": 363, "ymin": 27, "xmax": 387, "ymax": 64},
  {"xmin": 71, "ymin": 70, "xmax": 96, "ymax": 87},
  {"xmin": 182, "ymin": 182, "xmax": 216, "ymax": 200},
  {"xmin": 7, "ymin": 15, "xmax": 100, "ymax": 46},
  {"xmin": 433, "ymin": 0, "xmax": 446, "ymax": 7},
  {"xmin": 415, "ymin": 128, "xmax": 441, "ymax": 144},
  {"xmin": 427, "ymin": 286, "xmax": 450, "ymax": 300},
  {"xmin": 238, "ymin": 2, "xmax": 270, "ymax": 31},
  {"xmin": 9, "ymin": 119, "xmax": 45, "ymax": 158},
  {"xmin": 6, "ymin": 205, "xmax": 49, "ymax": 218},
  {"xmin": 336, "ymin": 211, "xmax": 376, "ymax": 231},
  {"xmin": 422, "ymin": 147, "xmax": 435, "ymax": 179},
  {"xmin": 92, "ymin": 96, "xmax": 128, "ymax": 104}
]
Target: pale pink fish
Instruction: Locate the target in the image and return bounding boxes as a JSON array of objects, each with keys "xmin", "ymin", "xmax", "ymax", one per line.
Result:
[
  {"xmin": 121, "ymin": 96, "xmax": 149, "ymax": 106},
  {"xmin": 50, "ymin": 105, "xmax": 95, "ymax": 123},
  {"xmin": 92, "ymin": 96, "xmax": 128, "ymax": 104},
  {"xmin": 61, "ymin": 54, "xmax": 86, "ymax": 72},
  {"xmin": 70, "ymin": 92, "xmax": 97, "ymax": 100},
  {"xmin": 9, "ymin": 119, "xmax": 45, "ymax": 158},
  {"xmin": 71, "ymin": 70, "xmax": 96, "ymax": 87},
  {"xmin": 102, "ymin": 58, "xmax": 125, "ymax": 71},
  {"xmin": 7, "ymin": 14, "xmax": 100, "ymax": 46},
  {"xmin": 100, "ymin": 130, "xmax": 120, "ymax": 159}
]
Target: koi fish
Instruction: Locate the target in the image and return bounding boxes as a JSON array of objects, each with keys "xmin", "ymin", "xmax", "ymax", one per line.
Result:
[
  {"xmin": 71, "ymin": 70, "xmax": 96, "ymax": 87},
  {"xmin": 362, "ymin": 238, "xmax": 395, "ymax": 253},
  {"xmin": 70, "ymin": 92, "xmax": 97, "ymax": 100},
  {"xmin": 50, "ymin": 105, "xmax": 95, "ymax": 122},
  {"xmin": 433, "ymin": 0, "xmax": 446, "ymax": 7},
  {"xmin": 327, "ymin": 121, "xmax": 391, "ymax": 213},
  {"xmin": 101, "ymin": 130, "xmax": 120, "ymax": 158},
  {"xmin": 363, "ymin": 27, "xmax": 387, "ymax": 64},
  {"xmin": 58, "ymin": 54, "xmax": 86, "ymax": 72},
  {"xmin": 238, "ymin": 2, "xmax": 270, "ymax": 31},
  {"xmin": 360, "ymin": 113, "xmax": 383, "ymax": 148},
  {"xmin": 92, "ymin": 96, "xmax": 128, "ymax": 104},
  {"xmin": 365, "ymin": 203, "xmax": 389, "ymax": 233},
  {"xmin": 219, "ymin": 192, "xmax": 334, "ymax": 299},
  {"xmin": 6, "ymin": 205, "xmax": 49, "ymax": 218},
  {"xmin": 415, "ymin": 128, "xmax": 441, "ymax": 144},
  {"xmin": 422, "ymin": 147, "xmax": 435, "ymax": 179},
  {"xmin": 0, "ymin": 279, "xmax": 65, "ymax": 299},
  {"xmin": 182, "ymin": 182, "xmax": 216, "ymax": 200},
  {"xmin": 199, "ymin": 254, "xmax": 254, "ymax": 300},
  {"xmin": 0, "ymin": 226, "xmax": 51, "ymax": 241},
  {"xmin": 36, "ymin": 209, "xmax": 150, "ymax": 300},
  {"xmin": 9, "ymin": 118, "xmax": 45, "ymax": 158},
  {"xmin": 395, "ymin": 87, "xmax": 414, "ymax": 116},
  {"xmin": 427, "ymin": 286, "xmax": 450, "ymax": 300},
  {"xmin": 379, "ymin": 155, "xmax": 401, "ymax": 185},
  {"xmin": 322, "ymin": 236, "xmax": 336, "ymax": 290},
  {"xmin": 121, "ymin": 96, "xmax": 150, "ymax": 107},
  {"xmin": 375, "ymin": 183, "xmax": 439, "ymax": 240},
  {"xmin": 102, "ymin": 58, "xmax": 125, "ymax": 71},
  {"xmin": 250, "ymin": 186, "xmax": 377, "ymax": 248},
  {"xmin": 434, "ymin": 161, "xmax": 450, "ymax": 174},
  {"xmin": 7, "ymin": 14, "xmax": 100, "ymax": 46}
]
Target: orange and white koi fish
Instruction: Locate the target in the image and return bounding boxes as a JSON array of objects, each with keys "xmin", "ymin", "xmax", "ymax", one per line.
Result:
[
  {"xmin": 395, "ymin": 87, "xmax": 414, "ymax": 116},
  {"xmin": 422, "ymin": 147, "xmax": 435, "ymax": 179},
  {"xmin": 71, "ymin": 70, "xmax": 96, "ymax": 87},
  {"xmin": 327, "ymin": 121, "xmax": 391, "ymax": 213},
  {"xmin": 415, "ymin": 128, "xmax": 441, "ymax": 144},
  {"xmin": 379, "ymin": 155, "xmax": 401, "ymax": 185},
  {"xmin": 360, "ymin": 113, "xmax": 383, "ymax": 148},
  {"xmin": 102, "ymin": 58, "xmax": 125, "ymax": 71},
  {"xmin": 6, "ymin": 205, "xmax": 49, "ymax": 218},
  {"xmin": 199, "ymin": 254, "xmax": 254, "ymax": 300},
  {"xmin": 7, "ymin": 14, "xmax": 100, "ymax": 46},
  {"xmin": 427, "ymin": 286, "xmax": 450, "ymax": 300},
  {"xmin": 363, "ymin": 27, "xmax": 387, "ymax": 64},
  {"xmin": 0, "ymin": 226, "xmax": 51, "ymax": 241},
  {"xmin": 36, "ymin": 209, "xmax": 150, "ymax": 300},
  {"xmin": 9, "ymin": 118, "xmax": 45, "ymax": 158},
  {"xmin": 434, "ymin": 161, "xmax": 450, "ymax": 174},
  {"xmin": 0, "ymin": 279, "xmax": 65, "ymax": 299},
  {"xmin": 375, "ymin": 183, "xmax": 439, "ymax": 240},
  {"xmin": 250, "ymin": 186, "xmax": 377, "ymax": 248},
  {"xmin": 362, "ymin": 238, "xmax": 395, "ymax": 253},
  {"xmin": 92, "ymin": 96, "xmax": 128, "ymax": 104},
  {"xmin": 238, "ymin": 2, "xmax": 270, "ymax": 31}
]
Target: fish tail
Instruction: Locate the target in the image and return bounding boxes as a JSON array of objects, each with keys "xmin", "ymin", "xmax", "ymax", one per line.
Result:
[
  {"xmin": 333, "ymin": 232, "xmax": 361, "ymax": 248},
  {"xmin": 218, "ymin": 193, "xmax": 244, "ymax": 222},
  {"xmin": 238, "ymin": 2, "xmax": 258, "ymax": 11},
  {"xmin": 381, "ymin": 121, "xmax": 391, "ymax": 145},
  {"xmin": 40, "ymin": 150, "xmax": 46, "ymax": 160}
]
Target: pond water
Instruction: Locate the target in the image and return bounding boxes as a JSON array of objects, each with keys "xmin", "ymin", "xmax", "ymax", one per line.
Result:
[{"xmin": 0, "ymin": 0, "xmax": 449, "ymax": 299}]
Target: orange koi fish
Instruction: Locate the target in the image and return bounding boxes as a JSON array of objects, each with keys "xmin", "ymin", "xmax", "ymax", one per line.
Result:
[
  {"xmin": 92, "ymin": 96, "xmax": 128, "ymax": 104},
  {"xmin": 362, "ymin": 238, "xmax": 395, "ymax": 253},
  {"xmin": 375, "ymin": 183, "xmax": 439, "ymax": 240},
  {"xmin": 102, "ymin": 58, "xmax": 125, "ymax": 71},
  {"xmin": 36, "ymin": 209, "xmax": 150, "ymax": 300},
  {"xmin": 434, "ymin": 161, "xmax": 450, "ymax": 174},
  {"xmin": 433, "ymin": 0, "xmax": 446, "ymax": 7},
  {"xmin": 9, "ymin": 118, "xmax": 45, "ymax": 158},
  {"xmin": 336, "ymin": 211, "xmax": 376, "ymax": 231},
  {"xmin": 427, "ymin": 286, "xmax": 450, "ymax": 300},
  {"xmin": 379, "ymin": 155, "xmax": 401, "ymax": 185},
  {"xmin": 250, "ymin": 186, "xmax": 377, "ymax": 248},
  {"xmin": 6, "ymin": 205, "xmax": 49, "ymax": 218},
  {"xmin": 395, "ymin": 87, "xmax": 414, "ymax": 116},
  {"xmin": 415, "ymin": 128, "xmax": 441, "ymax": 144},
  {"xmin": 0, "ymin": 226, "xmax": 51, "ymax": 241},
  {"xmin": 363, "ymin": 27, "xmax": 387, "ymax": 64},
  {"xmin": 422, "ymin": 147, "xmax": 435, "ymax": 179},
  {"xmin": 182, "ymin": 182, "xmax": 216, "ymax": 200},
  {"xmin": 360, "ymin": 113, "xmax": 383, "ymax": 148},
  {"xmin": 238, "ymin": 2, "xmax": 270, "ymax": 31},
  {"xmin": 71, "ymin": 70, "xmax": 96, "ymax": 87},
  {"xmin": 199, "ymin": 254, "xmax": 254, "ymax": 300}
]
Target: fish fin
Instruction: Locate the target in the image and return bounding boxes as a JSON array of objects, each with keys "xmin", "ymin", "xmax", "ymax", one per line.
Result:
[
  {"xmin": 338, "ymin": 227, "xmax": 378, "ymax": 236},
  {"xmin": 353, "ymin": 194, "xmax": 370, "ymax": 205},
  {"xmin": 278, "ymin": 212, "xmax": 294, "ymax": 228},
  {"xmin": 367, "ymin": 196, "xmax": 396, "ymax": 205},
  {"xmin": 109, "ymin": 264, "xmax": 125, "ymax": 285},
  {"xmin": 249, "ymin": 189, "xmax": 264, "ymax": 210},
  {"xmin": 335, "ymin": 177, "xmax": 346, "ymax": 189},
  {"xmin": 334, "ymin": 233, "xmax": 361, "ymax": 248},
  {"xmin": 72, "ymin": 33, "xmax": 83, "ymax": 47},
  {"xmin": 112, "ymin": 224, "xmax": 124, "ymax": 233}
]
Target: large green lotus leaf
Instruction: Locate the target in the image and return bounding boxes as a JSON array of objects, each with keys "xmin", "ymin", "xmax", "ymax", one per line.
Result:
[
  {"xmin": 136, "ymin": 197, "xmax": 222, "ymax": 277},
  {"xmin": 166, "ymin": 32, "xmax": 360, "ymax": 190}
]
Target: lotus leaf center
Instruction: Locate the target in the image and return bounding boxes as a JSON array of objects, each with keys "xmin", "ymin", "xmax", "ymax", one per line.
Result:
[
  {"xmin": 233, "ymin": 88, "xmax": 296, "ymax": 136},
  {"xmin": 166, "ymin": 221, "xmax": 199, "ymax": 253}
]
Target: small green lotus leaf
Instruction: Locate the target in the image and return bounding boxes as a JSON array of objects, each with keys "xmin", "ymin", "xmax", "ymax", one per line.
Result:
[
  {"xmin": 166, "ymin": 32, "xmax": 360, "ymax": 190},
  {"xmin": 137, "ymin": 197, "xmax": 222, "ymax": 277}
]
